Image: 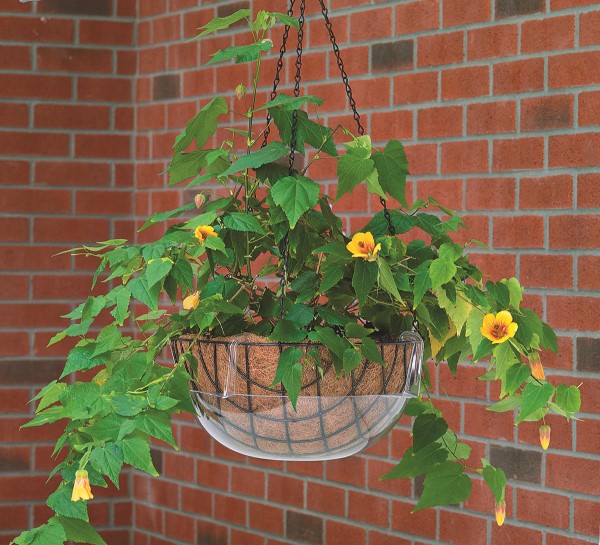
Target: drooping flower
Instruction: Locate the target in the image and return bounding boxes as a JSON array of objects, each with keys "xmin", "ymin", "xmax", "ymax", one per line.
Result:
[
  {"xmin": 539, "ymin": 424, "xmax": 551, "ymax": 450},
  {"xmin": 495, "ymin": 499, "xmax": 506, "ymax": 526},
  {"xmin": 71, "ymin": 469, "xmax": 93, "ymax": 502},
  {"xmin": 194, "ymin": 225, "xmax": 217, "ymax": 243},
  {"xmin": 480, "ymin": 311, "xmax": 518, "ymax": 344},
  {"xmin": 529, "ymin": 356, "xmax": 545, "ymax": 380},
  {"xmin": 183, "ymin": 291, "xmax": 200, "ymax": 310},
  {"xmin": 346, "ymin": 232, "xmax": 381, "ymax": 262}
]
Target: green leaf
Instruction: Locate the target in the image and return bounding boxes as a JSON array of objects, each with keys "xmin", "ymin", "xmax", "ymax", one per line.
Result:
[
  {"xmin": 173, "ymin": 96, "xmax": 228, "ymax": 154},
  {"xmin": 145, "ymin": 257, "xmax": 173, "ymax": 288},
  {"xmin": 47, "ymin": 484, "xmax": 89, "ymax": 521},
  {"xmin": 482, "ymin": 461, "xmax": 507, "ymax": 503},
  {"xmin": 344, "ymin": 323, "xmax": 374, "ymax": 339},
  {"xmin": 34, "ymin": 381, "xmax": 67, "ymax": 413},
  {"xmin": 128, "ymin": 276, "xmax": 161, "ymax": 311},
  {"xmin": 270, "ymin": 320, "xmax": 308, "ymax": 343},
  {"xmin": 429, "ymin": 258, "xmax": 457, "ymax": 290},
  {"xmin": 378, "ymin": 259, "xmax": 402, "ymax": 302},
  {"xmin": 170, "ymin": 259, "xmax": 194, "ymax": 293},
  {"xmin": 542, "ymin": 322, "xmax": 559, "ymax": 354},
  {"xmin": 207, "ymin": 40, "xmax": 272, "ymax": 65},
  {"xmin": 504, "ymin": 277, "xmax": 523, "ymax": 309},
  {"xmin": 372, "ymin": 140, "xmax": 409, "ymax": 207},
  {"xmin": 257, "ymin": 93, "xmax": 323, "ymax": 112},
  {"xmin": 270, "ymin": 108, "xmax": 337, "ymax": 157},
  {"xmin": 147, "ymin": 385, "xmax": 179, "ymax": 411},
  {"xmin": 352, "ymin": 259, "xmax": 378, "ymax": 307},
  {"xmin": 493, "ymin": 341, "xmax": 518, "ymax": 379},
  {"xmin": 473, "ymin": 337, "xmax": 493, "ymax": 362},
  {"xmin": 555, "ymin": 384, "xmax": 581, "ymax": 416},
  {"xmin": 413, "ymin": 413, "xmax": 448, "ymax": 453},
  {"xmin": 271, "ymin": 176, "xmax": 320, "ymax": 229},
  {"xmin": 221, "ymin": 141, "xmax": 288, "ymax": 177},
  {"xmin": 437, "ymin": 286, "xmax": 471, "ymax": 335},
  {"xmin": 282, "ymin": 362, "xmax": 303, "ymax": 411},
  {"xmin": 92, "ymin": 325, "xmax": 122, "ymax": 358},
  {"xmin": 360, "ymin": 337, "xmax": 385, "ymax": 366},
  {"xmin": 138, "ymin": 202, "xmax": 196, "ymax": 232},
  {"xmin": 336, "ymin": 136, "xmax": 376, "ymax": 201},
  {"xmin": 271, "ymin": 346, "xmax": 303, "ymax": 387},
  {"xmin": 223, "ymin": 212, "xmax": 265, "ymax": 234},
  {"xmin": 110, "ymin": 288, "xmax": 131, "ymax": 325},
  {"xmin": 61, "ymin": 344, "xmax": 104, "ymax": 378},
  {"xmin": 503, "ymin": 364, "xmax": 531, "ymax": 396},
  {"xmin": 120, "ymin": 436, "xmax": 159, "ymax": 476},
  {"xmin": 110, "ymin": 394, "xmax": 147, "ymax": 417},
  {"xmin": 194, "ymin": 9, "xmax": 251, "ymax": 37},
  {"xmin": 382, "ymin": 443, "xmax": 448, "ymax": 480},
  {"xmin": 487, "ymin": 393, "xmax": 521, "ymax": 413},
  {"xmin": 89, "ymin": 444, "xmax": 123, "ymax": 488},
  {"xmin": 135, "ymin": 410, "xmax": 178, "ymax": 449},
  {"xmin": 12, "ymin": 521, "xmax": 67, "ymax": 545},
  {"xmin": 413, "ymin": 462, "xmax": 472, "ymax": 512},
  {"xmin": 52, "ymin": 516, "xmax": 107, "ymax": 545},
  {"xmin": 516, "ymin": 382, "xmax": 555, "ymax": 424},
  {"xmin": 203, "ymin": 234, "xmax": 227, "ymax": 254},
  {"xmin": 343, "ymin": 348, "xmax": 362, "ymax": 373},
  {"xmin": 319, "ymin": 262, "xmax": 345, "ymax": 294},
  {"xmin": 412, "ymin": 265, "xmax": 432, "ymax": 310},
  {"xmin": 308, "ymin": 326, "xmax": 351, "ymax": 372}
]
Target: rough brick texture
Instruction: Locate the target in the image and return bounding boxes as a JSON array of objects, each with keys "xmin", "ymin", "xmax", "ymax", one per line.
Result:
[{"xmin": 1, "ymin": 1, "xmax": 599, "ymax": 545}]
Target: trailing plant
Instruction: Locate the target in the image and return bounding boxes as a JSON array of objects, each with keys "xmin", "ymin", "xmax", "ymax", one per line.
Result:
[{"xmin": 12, "ymin": 10, "xmax": 581, "ymax": 544}]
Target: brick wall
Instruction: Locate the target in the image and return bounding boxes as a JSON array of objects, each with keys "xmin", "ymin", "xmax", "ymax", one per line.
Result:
[{"xmin": 1, "ymin": 0, "xmax": 599, "ymax": 544}]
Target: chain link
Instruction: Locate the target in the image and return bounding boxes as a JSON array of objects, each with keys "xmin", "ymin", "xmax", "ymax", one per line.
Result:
[{"xmin": 262, "ymin": 0, "xmax": 296, "ymax": 149}]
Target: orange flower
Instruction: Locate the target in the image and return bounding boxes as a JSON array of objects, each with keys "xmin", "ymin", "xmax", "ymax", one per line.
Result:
[
  {"xmin": 495, "ymin": 499, "xmax": 506, "ymax": 527},
  {"xmin": 71, "ymin": 469, "xmax": 93, "ymax": 502},
  {"xmin": 480, "ymin": 311, "xmax": 518, "ymax": 344},
  {"xmin": 346, "ymin": 232, "xmax": 381, "ymax": 262},
  {"xmin": 539, "ymin": 424, "xmax": 551, "ymax": 450},
  {"xmin": 194, "ymin": 225, "xmax": 217, "ymax": 243},
  {"xmin": 183, "ymin": 291, "xmax": 200, "ymax": 310},
  {"xmin": 529, "ymin": 357, "xmax": 545, "ymax": 380}
]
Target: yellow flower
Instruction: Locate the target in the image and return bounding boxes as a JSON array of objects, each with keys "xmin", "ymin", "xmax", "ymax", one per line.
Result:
[
  {"xmin": 194, "ymin": 225, "xmax": 217, "ymax": 243},
  {"xmin": 71, "ymin": 469, "xmax": 93, "ymax": 502},
  {"xmin": 480, "ymin": 311, "xmax": 518, "ymax": 344},
  {"xmin": 539, "ymin": 424, "xmax": 551, "ymax": 450},
  {"xmin": 183, "ymin": 291, "xmax": 200, "ymax": 310},
  {"xmin": 495, "ymin": 499, "xmax": 506, "ymax": 527},
  {"xmin": 346, "ymin": 232, "xmax": 381, "ymax": 262}
]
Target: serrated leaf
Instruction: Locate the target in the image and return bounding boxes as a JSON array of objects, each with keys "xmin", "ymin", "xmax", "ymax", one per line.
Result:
[
  {"xmin": 127, "ymin": 276, "xmax": 161, "ymax": 311},
  {"xmin": 503, "ymin": 363, "xmax": 531, "ymax": 396},
  {"xmin": 194, "ymin": 9, "xmax": 251, "ymax": 38},
  {"xmin": 221, "ymin": 141, "xmax": 288, "ymax": 177},
  {"xmin": 413, "ymin": 462, "xmax": 472, "ymax": 512},
  {"xmin": 61, "ymin": 344, "xmax": 104, "ymax": 378},
  {"xmin": 282, "ymin": 362, "xmax": 303, "ymax": 411},
  {"xmin": 47, "ymin": 484, "xmax": 89, "ymax": 521},
  {"xmin": 207, "ymin": 40, "xmax": 272, "ymax": 65},
  {"xmin": 257, "ymin": 93, "xmax": 323, "ymax": 112},
  {"xmin": 360, "ymin": 336, "xmax": 385, "ymax": 366},
  {"xmin": 223, "ymin": 212, "xmax": 265, "ymax": 234},
  {"xmin": 52, "ymin": 516, "xmax": 107, "ymax": 545},
  {"xmin": 270, "ymin": 346, "xmax": 303, "ymax": 388},
  {"xmin": 516, "ymin": 382, "xmax": 555, "ymax": 424},
  {"xmin": 12, "ymin": 521, "xmax": 66, "ymax": 545},
  {"xmin": 493, "ymin": 341, "xmax": 518, "ymax": 379},
  {"xmin": 271, "ymin": 176, "xmax": 320, "ymax": 229},
  {"xmin": 336, "ymin": 136, "xmax": 376, "ymax": 201},
  {"xmin": 120, "ymin": 437, "xmax": 158, "ymax": 476},
  {"xmin": 372, "ymin": 140, "xmax": 409, "ymax": 207},
  {"xmin": 343, "ymin": 348, "xmax": 362, "ymax": 373},
  {"xmin": 555, "ymin": 384, "xmax": 581, "ymax": 416},
  {"xmin": 89, "ymin": 444, "xmax": 123, "ymax": 488},
  {"xmin": 92, "ymin": 325, "xmax": 121, "ymax": 358},
  {"xmin": 429, "ymin": 258, "xmax": 457, "ymax": 290},
  {"xmin": 110, "ymin": 288, "xmax": 131, "ymax": 325},
  {"xmin": 135, "ymin": 410, "xmax": 178, "ymax": 449},
  {"xmin": 487, "ymin": 393, "xmax": 522, "ymax": 413},
  {"xmin": 412, "ymin": 265, "xmax": 432, "ymax": 309},
  {"xmin": 382, "ymin": 443, "xmax": 448, "ymax": 480},
  {"xmin": 352, "ymin": 259, "xmax": 378, "ymax": 307},
  {"xmin": 270, "ymin": 108, "xmax": 337, "ymax": 157},
  {"xmin": 437, "ymin": 286, "xmax": 471, "ymax": 335},
  {"xmin": 378, "ymin": 259, "xmax": 402, "ymax": 302},
  {"xmin": 173, "ymin": 96, "xmax": 228, "ymax": 154},
  {"xmin": 145, "ymin": 258, "xmax": 173, "ymax": 288},
  {"xmin": 111, "ymin": 395, "xmax": 147, "ymax": 417},
  {"xmin": 138, "ymin": 202, "xmax": 196, "ymax": 232},
  {"xmin": 35, "ymin": 381, "xmax": 67, "ymax": 413},
  {"xmin": 482, "ymin": 462, "xmax": 507, "ymax": 503},
  {"xmin": 413, "ymin": 413, "xmax": 448, "ymax": 452}
]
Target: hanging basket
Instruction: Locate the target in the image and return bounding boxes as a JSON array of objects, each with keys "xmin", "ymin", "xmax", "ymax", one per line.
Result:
[{"xmin": 171, "ymin": 332, "xmax": 423, "ymax": 461}]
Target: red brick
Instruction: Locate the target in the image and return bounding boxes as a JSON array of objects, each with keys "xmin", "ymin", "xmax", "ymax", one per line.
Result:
[
  {"xmin": 521, "ymin": 255, "xmax": 573, "ymax": 289},
  {"xmin": 35, "ymin": 161, "xmax": 111, "ymax": 187},
  {"xmin": 326, "ymin": 520, "xmax": 366, "ymax": 545},
  {"xmin": 78, "ymin": 77, "xmax": 132, "ymax": 103},
  {"xmin": 396, "ymin": 0, "xmax": 439, "ymax": 34},
  {"xmin": 406, "ymin": 143, "xmax": 439, "ymax": 175},
  {"xmin": 37, "ymin": 47, "xmax": 112, "ymax": 73},
  {"xmin": 574, "ymin": 499, "xmax": 600, "ymax": 535},
  {"xmin": 549, "ymin": 51, "xmax": 600, "ymax": 88},
  {"xmin": 441, "ymin": 140, "xmax": 488, "ymax": 174},
  {"xmin": 547, "ymin": 534, "xmax": 594, "ymax": 545},
  {"xmin": 550, "ymin": 215, "xmax": 600, "ymax": 249},
  {"xmin": 0, "ymin": 506, "xmax": 28, "ymax": 531},
  {"xmin": 517, "ymin": 488, "xmax": 570, "ymax": 529},
  {"xmin": 579, "ymin": 256, "xmax": 600, "ymax": 290},
  {"xmin": 443, "ymin": 0, "xmax": 490, "ymax": 26},
  {"xmin": 493, "ymin": 138, "xmax": 544, "ymax": 171},
  {"xmin": 75, "ymin": 134, "xmax": 132, "ymax": 159},
  {"xmin": 307, "ymin": 482, "xmax": 345, "ymax": 517},
  {"xmin": 367, "ymin": 459, "xmax": 411, "ymax": 496},
  {"xmin": 580, "ymin": 10, "xmax": 600, "ymax": 46},
  {"xmin": 467, "ymin": 101, "xmax": 516, "ymax": 135},
  {"xmin": 0, "ymin": 245, "xmax": 70, "ymax": 271},
  {"xmin": 468, "ymin": 25, "xmax": 518, "ymax": 60},
  {"xmin": 350, "ymin": 7, "xmax": 392, "ymax": 42},
  {"xmin": 440, "ymin": 510, "xmax": 487, "ymax": 545},
  {"xmin": 350, "ymin": 78, "xmax": 391, "ymax": 109},
  {"xmin": 579, "ymin": 90, "xmax": 600, "ymax": 127},
  {"xmin": 214, "ymin": 494, "xmax": 246, "ymax": 526},
  {"xmin": 418, "ymin": 106, "xmax": 462, "ymax": 138},
  {"xmin": 249, "ymin": 502, "xmax": 284, "ymax": 535},
  {"xmin": 418, "ymin": 31, "xmax": 463, "ymax": 67},
  {"xmin": 197, "ymin": 459, "xmax": 229, "ymax": 490},
  {"xmin": 0, "ymin": 102, "xmax": 28, "ymax": 128},
  {"xmin": 495, "ymin": 58, "xmax": 545, "ymax": 95},
  {"xmin": 520, "ymin": 175, "xmax": 573, "ymax": 209},
  {"xmin": 34, "ymin": 217, "xmax": 110, "ymax": 243},
  {"xmin": 0, "ymin": 275, "xmax": 28, "ymax": 298},
  {"xmin": 0, "ymin": 16, "xmax": 74, "ymax": 42},
  {"xmin": 494, "ymin": 215, "xmax": 544, "ymax": 248},
  {"xmin": 0, "ymin": 217, "xmax": 28, "ymax": 242},
  {"xmin": 0, "ymin": 131, "xmax": 69, "ymax": 157},
  {"xmin": 491, "ymin": 524, "xmax": 542, "ymax": 545},
  {"xmin": 35, "ymin": 104, "xmax": 110, "ymax": 130},
  {"xmin": 439, "ymin": 364, "xmax": 487, "ymax": 399},
  {"xmin": 153, "ymin": 14, "xmax": 182, "ymax": 43},
  {"xmin": 521, "ymin": 15, "xmax": 575, "ymax": 52},
  {"xmin": 547, "ymin": 296, "xmax": 600, "ymax": 331},
  {"xmin": 369, "ymin": 532, "xmax": 410, "ymax": 545},
  {"xmin": 442, "ymin": 66, "xmax": 489, "ymax": 100},
  {"xmin": 32, "ymin": 274, "xmax": 96, "ymax": 300},
  {"xmin": 79, "ymin": 20, "xmax": 134, "ymax": 46},
  {"xmin": 327, "ymin": 456, "xmax": 366, "ymax": 488},
  {"xmin": 165, "ymin": 511, "xmax": 194, "ymax": 543},
  {"xmin": 0, "ymin": 476, "xmax": 53, "ymax": 501},
  {"xmin": 576, "ymin": 417, "xmax": 600, "ymax": 455},
  {"xmin": 180, "ymin": 486, "xmax": 212, "ymax": 517},
  {"xmin": 417, "ymin": 179, "xmax": 463, "ymax": 211},
  {"xmin": 0, "ymin": 188, "xmax": 72, "ymax": 214},
  {"xmin": 0, "ymin": 160, "xmax": 29, "ymax": 184},
  {"xmin": 268, "ymin": 474, "xmax": 304, "ymax": 507},
  {"xmin": 135, "ymin": 504, "xmax": 163, "ymax": 534},
  {"xmin": 466, "ymin": 178, "xmax": 515, "ymax": 210},
  {"xmin": 231, "ymin": 467, "xmax": 265, "ymax": 499},
  {"xmin": 550, "ymin": 133, "xmax": 600, "ymax": 168},
  {"xmin": 546, "ymin": 454, "xmax": 600, "ymax": 495},
  {"xmin": 347, "ymin": 491, "xmax": 388, "ymax": 527},
  {"xmin": 394, "ymin": 72, "xmax": 438, "ymax": 105},
  {"xmin": 0, "ymin": 45, "xmax": 31, "ymax": 71},
  {"xmin": 76, "ymin": 190, "xmax": 132, "ymax": 215},
  {"xmin": 521, "ymin": 95, "xmax": 573, "ymax": 131},
  {"xmin": 578, "ymin": 173, "xmax": 600, "ymax": 208},
  {"xmin": 391, "ymin": 500, "xmax": 436, "ymax": 539},
  {"xmin": 370, "ymin": 110, "xmax": 413, "ymax": 141},
  {"xmin": 464, "ymin": 402, "xmax": 515, "ymax": 440}
]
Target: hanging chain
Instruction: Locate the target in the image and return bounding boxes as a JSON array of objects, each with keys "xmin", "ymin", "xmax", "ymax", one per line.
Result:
[
  {"xmin": 278, "ymin": 0, "xmax": 306, "ymax": 318},
  {"xmin": 318, "ymin": 0, "xmax": 395, "ymax": 236},
  {"xmin": 262, "ymin": 0, "xmax": 296, "ymax": 148}
]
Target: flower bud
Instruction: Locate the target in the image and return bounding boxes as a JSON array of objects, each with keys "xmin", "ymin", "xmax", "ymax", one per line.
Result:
[
  {"xmin": 539, "ymin": 424, "xmax": 551, "ymax": 450},
  {"xmin": 235, "ymin": 83, "xmax": 246, "ymax": 100},
  {"xmin": 529, "ymin": 357, "xmax": 545, "ymax": 380},
  {"xmin": 495, "ymin": 499, "xmax": 506, "ymax": 527},
  {"xmin": 194, "ymin": 193, "xmax": 206, "ymax": 209}
]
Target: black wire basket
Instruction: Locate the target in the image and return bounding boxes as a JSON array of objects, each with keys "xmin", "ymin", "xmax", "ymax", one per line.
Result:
[{"xmin": 171, "ymin": 331, "xmax": 423, "ymax": 461}]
